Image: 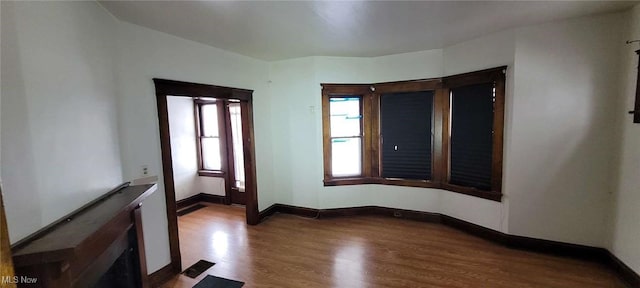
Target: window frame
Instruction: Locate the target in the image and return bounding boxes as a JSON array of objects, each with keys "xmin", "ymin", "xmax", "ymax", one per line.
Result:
[
  {"xmin": 441, "ymin": 68, "xmax": 505, "ymax": 201},
  {"xmin": 373, "ymin": 79, "xmax": 443, "ymax": 189},
  {"xmin": 227, "ymin": 101, "xmax": 246, "ymax": 191},
  {"xmin": 321, "ymin": 85, "xmax": 370, "ymax": 182},
  {"xmin": 321, "ymin": 67, "xmax": 506, "ymax": 202},
  {"xmin": 194, "ymin": 98, "xmax": 227, "ymax": 177}
]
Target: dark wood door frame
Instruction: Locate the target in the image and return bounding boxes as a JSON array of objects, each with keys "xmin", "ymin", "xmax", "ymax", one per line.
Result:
[{"xmin": 153, "ymin": 79, "xmax": 260, "ymax": 273}]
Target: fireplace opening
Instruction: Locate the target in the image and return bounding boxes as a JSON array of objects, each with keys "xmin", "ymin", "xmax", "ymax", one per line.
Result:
[{"xmin": 94, "ymin": 228, "xmax": 142, "ymax": 288}]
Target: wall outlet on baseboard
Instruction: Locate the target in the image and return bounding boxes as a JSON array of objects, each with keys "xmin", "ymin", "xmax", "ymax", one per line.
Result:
[{"xmin": 393, "ymin": 211, "xmax": 402, "ymax": 217}]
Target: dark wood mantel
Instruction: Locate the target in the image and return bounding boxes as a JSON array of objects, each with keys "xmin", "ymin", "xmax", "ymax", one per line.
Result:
[{"xmin": 11, "ymin": 183, "xmax": 156, "ymax": 288}]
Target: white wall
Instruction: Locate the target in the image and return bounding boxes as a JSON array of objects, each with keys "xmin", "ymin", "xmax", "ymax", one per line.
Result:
[
  {"xmin": 268, "ymin": 57, "xmax": 319, "ymax": 208},
  {"xmin": 0, "ymin": 0, "xmax": 3, "ymax": 188},
  {"xmin": 167, "ymin": 96, "xmax": 225, "ymax": 201},
  {"xmin": 610, "ymin": 4, "xmax": 640, "ymax": 274},
  {"xmin": 508, "ymin": 13, "xmax": 623, "ymax": 247},
  {"xmin": 0, "ymin": 1, "xmax": 123, "ymax": 244},
  {"xmin": 199, "ymin": 177, "xmax": 225, "ymax": 196},
  {"xmin": 167, "ymin": 96, "xmax": 200, "ymax": 201},
  {"xmin": 114, "ymin": 20, "xmax": 274, "ymax": 273},
  {"xmin": 0, "ymin": 1, "xmax": 5, "ymax": 189}
]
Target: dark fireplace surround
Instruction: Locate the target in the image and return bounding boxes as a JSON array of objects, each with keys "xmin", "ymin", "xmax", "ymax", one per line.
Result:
[{"xmin": 10, "ymin": 183, "xmax": 156, "ymax": 288}]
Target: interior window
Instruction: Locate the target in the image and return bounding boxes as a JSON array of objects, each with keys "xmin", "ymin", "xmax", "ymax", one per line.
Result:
[
  {"xmin": 321, "ymin": 67, "xmax": 506, "ymax": 202},
  {"xmin": 198, "ymin": 103, "xmax": 222, "ymax": 171}
]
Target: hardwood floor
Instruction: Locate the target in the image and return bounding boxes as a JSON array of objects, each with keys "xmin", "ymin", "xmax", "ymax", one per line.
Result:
[{"xmin": 162, "ymin": 204, "xmax": 625, "ymax": 288}]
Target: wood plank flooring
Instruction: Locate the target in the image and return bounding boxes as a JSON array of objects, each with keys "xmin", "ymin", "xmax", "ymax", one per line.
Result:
[{"xmin": 162, "ymin": 204, "xmax": 625, "ymax": 288}]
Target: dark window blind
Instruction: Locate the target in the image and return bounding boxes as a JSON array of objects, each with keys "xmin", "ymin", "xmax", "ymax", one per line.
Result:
[
  {"xmin": 450, "ymin": 83, "xmax": 494, "ymax": 190},
  {"xmin": 380, "ymin": 91, "xmax": 433, "ymax": 180}
]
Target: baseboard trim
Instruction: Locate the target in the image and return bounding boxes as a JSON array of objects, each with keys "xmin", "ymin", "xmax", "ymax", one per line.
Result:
[
  {"xmin": 148, "ymin": 263, "xmax": 176, "ymax": 288},
  {"xmin": 200, "ymin": 193, "xmax": 227, "ymax": 205},
  {"xmin": 257, "ymin": 203, "xmax": 279, "ymax": 221},
  {"xmin": 319, "ymin": 205, "xmax": 379, "ymax": 218},
  {"xmin": 176, "ymin": 193, "xmax": 227, "ymax": 210},
  {"xmin": 607, "ymin": 251, "xmax": 640, "ymax": 287},
  {"xmin": 503, "ymin": 233, "xmax": 609, "ymax": 262},
  {"xmin": 258, "ymin": 203, "xmax": 639, "ymax": 287},
  {"xmin": 277, "ymin": 203, "xmax": 319, "ymax": 218},
  {"xmin": 176, "ymin": 194, "xmax": 201, "ymax": 210}
]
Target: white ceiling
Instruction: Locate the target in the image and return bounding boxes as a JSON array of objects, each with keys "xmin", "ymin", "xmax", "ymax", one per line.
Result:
[{"xmin": 100, "ymin": 1, "xmax": 636, "ymax": 61}]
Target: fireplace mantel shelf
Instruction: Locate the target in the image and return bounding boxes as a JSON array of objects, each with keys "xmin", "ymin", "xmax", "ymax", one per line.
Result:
[{"xmin": 11, "ymin": 183, "xmax": 156, "ymax": 288}]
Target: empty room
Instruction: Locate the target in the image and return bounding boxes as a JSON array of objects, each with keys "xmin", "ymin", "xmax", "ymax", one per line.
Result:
[{"xmin": 1, "ymin": 1, "xmax": 639, "ymax": 287}]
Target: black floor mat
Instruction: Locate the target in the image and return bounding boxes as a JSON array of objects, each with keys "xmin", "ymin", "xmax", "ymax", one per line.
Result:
[
  {"xmin": 182, "ymin": 260, "xmax": 215, "ymax": 278},
  {"xmin": 177, "ymin": 204, "xmax": 206, "ymax": 216},
  {"xmin": 193, "ymin": 275, "xmax": 244, "ymax": 288}
]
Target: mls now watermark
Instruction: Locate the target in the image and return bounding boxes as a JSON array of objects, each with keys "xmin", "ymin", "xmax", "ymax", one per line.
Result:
[{"xmin": 1, "ymin": 276, "xmax": 38, "ymax": 284}]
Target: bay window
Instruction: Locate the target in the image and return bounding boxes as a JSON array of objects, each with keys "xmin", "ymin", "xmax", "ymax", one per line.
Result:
[{"xmin": 321, "ymin": 67, "xmax": 506, "ymax": 201}]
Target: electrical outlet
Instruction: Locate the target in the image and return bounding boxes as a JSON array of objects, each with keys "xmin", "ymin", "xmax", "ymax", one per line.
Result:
[
  {"xmin": 141, "ymin": 165, "xmax": 149, "ymax": 176},
  {"xmin": 393, "ymin": 211, "xmax": 402, "ymax": 218}
]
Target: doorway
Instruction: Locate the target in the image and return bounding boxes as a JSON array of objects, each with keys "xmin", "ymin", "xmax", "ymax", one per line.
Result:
[
  {"xmin": 154, "ymin": 79, "xmax": 259, "ymax": 274},
  {"xmin": 191, "ymin": 98, "xmax": 246, "ymax": 206},
  {"xmin": 226, "ymin": 102, "xmax": 246, "ymax": 205}
]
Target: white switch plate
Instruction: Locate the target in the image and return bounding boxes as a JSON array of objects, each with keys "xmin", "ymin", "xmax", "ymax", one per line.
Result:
[{"xmin": 141, "ymin": 165, "xmax": 149, "ymax": 177}]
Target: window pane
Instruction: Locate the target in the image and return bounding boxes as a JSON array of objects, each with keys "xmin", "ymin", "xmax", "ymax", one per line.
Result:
[
  {"xmin": 380, "ymin": 91, "xmax": 433, "ymax": 180},
  {"xmin": 201, "ymin": 104, "xmax": 219, "ymax": 137},
  {"xmin": 330, "ymin": 97, "xmax": 361, "ymax": 137},
  {"xmin": 229, "ymin": 103, "xmax": 245, "ymax": 191},
  {"xmin": 450, "ymin": 83, "xmax": 494, "ymax": 190},
  {"xmin": 331, "ymin": 137, "xmax": 361, "ymax": 177},
  {"xmin": 202, "ymin": 137, "xmax": 222, "ymax": 170}
]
